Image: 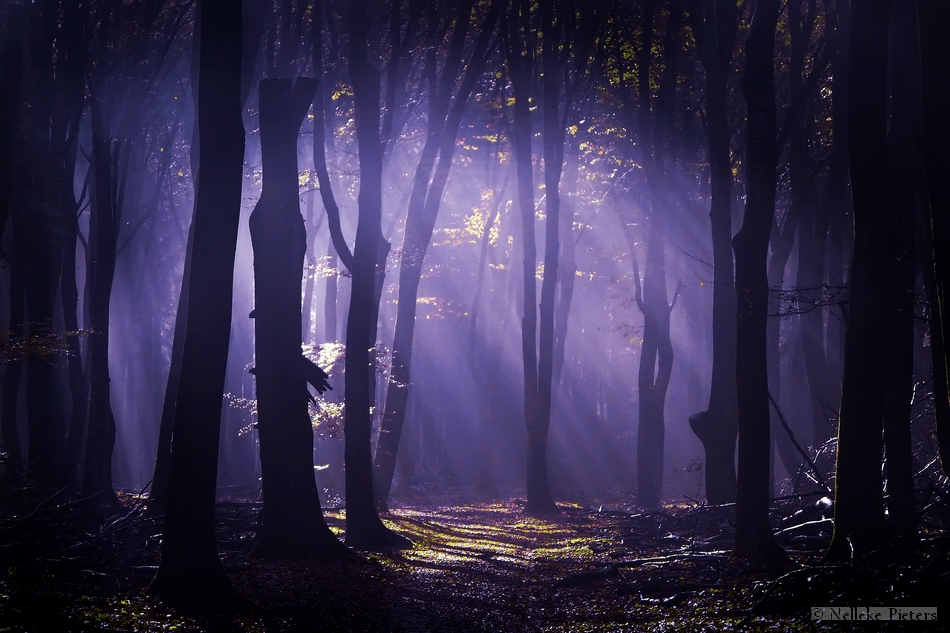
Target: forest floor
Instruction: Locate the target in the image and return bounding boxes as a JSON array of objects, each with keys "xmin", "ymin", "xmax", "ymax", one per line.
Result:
[{"xmin": 0, "ymin": 488, "xmax": 947, "ymax": 632}]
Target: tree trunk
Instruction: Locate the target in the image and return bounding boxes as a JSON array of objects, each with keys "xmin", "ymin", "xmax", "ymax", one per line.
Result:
[
  {"xmin": 149, "ymin": 0, "xmax": 246, "ymax": 605},
  {"xmin": 784, "ymin": 0, "xmax": 835, "ymax": 450},
  {"xmin": 685, "ymin": 0, "xmax": 740, "ymax": 506},
  {"xmin": 342, "ymin": 0, "xmax": 410, "ymax": 549},
  {"xmin": 82, "ymin": 103, "xmax": 122, "ymax": 516},
  {"xmin": 917, "ymin": 0, "xmax": 950, "ymax": 474},
  {"xmin": 881, "ymin": 0, "xmax": 919, "ymax": 541},
  {"xmin": 0, "ymin": 20, "xmax": 24, "ymax": 474},
  {"xmin": 732, "ymin": 0, "xmax": 787, "ymax": 565},
  {"xmin": 249, "ymin": 77, "xmax": 344, "ymax": 559},
  {"xmin": 827, "ymin": 0, "xmax": 892, "ymax": 561},
  {"xmin": 19, "ymin": 2, "xmax": 64, "ymax": 488}
]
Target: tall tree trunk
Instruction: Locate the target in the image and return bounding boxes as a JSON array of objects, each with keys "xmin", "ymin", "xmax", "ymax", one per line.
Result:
[
  {"xmin": 503, "ymin": 0, "xmax": 548, "ymax": 514},
  {"xmin": 732, "ymin": 0, "xmax": 787, "ymax": 565},
  {"xmin": 917, "ymin": 0, "xmax": 950, "ymax": 473},
  {"xmin": 149, "ymin": 0, "xmax": 247, "ymax": 605},
  {"xmin": 817, "ymin": 0, "xmax": 850, "ymax": 444},
  {"xmin": 82, "ymin": 103, "xmax": 122, "ymax": 516},
  {"xmin": 342, "ymin": 0, "xmax": 410, "ymax": 549},
  {"xmin": 881, "ymin": 0, "xmax": 919, "ymax": 541},
  {"xmin": 56, "ymin": 0, "xmax": 87, "ymax": 487},
  {"xmin": 249, "ymin": 77, "xmax": 343, "ymax": 559},
  {"xmin": 685, "ymin": 0, "xmax": 740, "ymax": 506},
  {"xmin": 530, "ymin": 0, "xmax": 567, "ymax": 516},
  {"xmin": 0, "ymin": 15, "xmax": 24, "ymax": 474},
  {"xmin": 783, "ymin": 0, "xmax": 836, "ymax": 449},
  {"xmin": 19, "ymin": 0, "xmax": 64, "ymax": 488},
  {"xmin": 827, "ymin": 0, "xmax": 892, "ymax": 561}
]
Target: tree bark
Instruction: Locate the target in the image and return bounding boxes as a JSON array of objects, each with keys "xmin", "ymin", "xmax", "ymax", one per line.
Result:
[
  {"xmin": 149, "ymin": 0, "xmax": 246, "ymax": 605},
  {"xmin": 81, "ymin": 102, "xmax": 123, "ymax": 516},
  {"xmin": 881, "ymin": 0, "xmax": 919, "ymax": 541},
  {"xmin": 917, "ymin": 0, "xmax": 950, "ymax": 474},
  {"xmin": 249, "ymin": 77, "xmax": 344, "ymax": 559},
  {"xmin": 827, "ymin": 0, "xmax": 892, "ymax": 561},
  {"xmin": 342, "ymin": 0, "xmax": 410, "ymax": 549},
  {"xmin": 685, "ymin": 0, "xmax": 740, "ymax": 506},
  {"xmin": 732, "ymin": 0, "xmax": 787, "ymax": 565}
]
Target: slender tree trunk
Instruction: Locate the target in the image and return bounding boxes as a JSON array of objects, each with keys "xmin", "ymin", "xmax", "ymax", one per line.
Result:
[
  {"xmin": 20, "ymin": 5, "xmax": 64, "ymax": 488},
  {"xmin": 685, "ymin": 0, "xmax": 739, "ymax": 506},
  {"xmin": 784, "ymin": 0, "xmax": 835, "ymax": 449},
  {"xmin": 149, "ymin": 0, "xmax": 247, "ymax": 605},
  {"xmin": 0, "ymin": 18, "xmax": 24, "ymax": 474},
  {"xmin": 342, "ymin": 0, "xmax": 410, "ymax": 549},
  {"xmin": 732, "ymin": 0, "xmax": 787, "ymax": 565},
  {"xmin": 82, "ymin": 103, "xmax": 122, "ymax": 516}
]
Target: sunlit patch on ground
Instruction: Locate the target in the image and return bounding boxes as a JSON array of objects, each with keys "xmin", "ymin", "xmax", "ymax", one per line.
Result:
[{"xmin": 2, "ymin": 499, "xmax": 946, "ymax": 632}]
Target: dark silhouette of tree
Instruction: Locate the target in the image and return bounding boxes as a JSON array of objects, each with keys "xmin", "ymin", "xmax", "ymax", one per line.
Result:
[
  {"xmin": 732, "ymin": 0, "xmax": 788, "ymax": 565},
  {"xmin": 82, "ymin": 99, "xmax": 124, "ymax": 516},
  {"xmin": 786, "ymin": 0, "xmax": 837, "ymax": 448},
  {"xmin": 918, "ymin": 0, "xmax": 950, "ymax": 474},
  {"xmin": 827, "ymin": 0, "xmax": 891, "ymax": 561},
  {"xmin": 13, "ymin": 0, "xmax": 67, "ymax": 488},
  {"xmin": 151, "ymin": 0, "xmax": 263, "ymax": 519},
  {"xmin": 249, "ymin": 76, "xmax": 344, "ymax": 558},
  {"xmin": 342, "ymin": 0, "xmax": 412, "ymax": 549},
  {"xmin": 58, "ymin": 0, "xmax": 90, "ymax": 487},
  {"xmin": 684, "ymin": 0, "xmax": 740, "ymax": 506},
  {"xmin": 881, "ymin": 0, "xmax": 920, "ymax": 542},
  {"xmin": 0, "ymin": 5, "xmax": 25, "ymax": 476},
  {"xmin": 149, "ymin": 0, "xmax": 247, "ymax": 605}
]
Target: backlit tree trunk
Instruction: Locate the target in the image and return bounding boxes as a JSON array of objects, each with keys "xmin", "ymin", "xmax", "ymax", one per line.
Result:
[
  {"xmin": 250, "ymin": 77, "xmax": 344, "ymax": 559},
  {"xmin": 732, "ymin": 0, "xmax": 787, "ymax": 565},
  {"xmin": 827, "ymin": 0, "xmax": 892, "ymax": 561},
  {"xmin": 149, "ymin": 0, "xmax": 246, "ymax": 605},
  {"xmin": 685, "ymin": 0, "xmax": 740, "ymax": 506}
]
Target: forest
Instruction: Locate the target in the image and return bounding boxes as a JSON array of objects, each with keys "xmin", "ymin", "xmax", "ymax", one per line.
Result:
[{"xmin": 0, "ymin": 0, "xmax": 948, "ymax": 630}]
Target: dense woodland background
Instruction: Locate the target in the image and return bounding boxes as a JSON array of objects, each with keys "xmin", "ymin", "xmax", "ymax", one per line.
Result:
[{"xmin": 1, "ymin": 0, "xmax": 949, "ymax": 612}]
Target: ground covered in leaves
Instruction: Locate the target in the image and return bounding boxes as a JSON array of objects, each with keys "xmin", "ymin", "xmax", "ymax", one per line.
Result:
[{"xmin": 1, "ymin": 489, "xmax": 947, "ymax": 632}]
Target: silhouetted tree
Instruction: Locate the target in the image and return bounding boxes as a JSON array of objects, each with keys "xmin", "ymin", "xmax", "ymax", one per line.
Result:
[
  {"xmin": 918, "ymin": 0, "xmax": 950, "ymax": 474},
  {"xmin": 249, "ymin": 76, "xmax": 344, "ymax": 558},
  {"xmin": 732, "ymin": 0, "xmax": 788, "ymax": 565},
  {"xmin": 149, "ymin": 0, "xmax": 246, "ymax": 605},
  {"xmin": 684, "ymin": 0, "xmax": 740, "ymax": 506},
  {"xmin": 827, "ymin": 0, "xmax": 891, "ymax": 561},
  {"xmin": 82, "ymin": 99, "xmax": 124, "ymax": 516},
  {"xmin": 342, "ymin": 0, "xmax": 411, "ymax": 549},
  {"xmin": 881, "ymin": 0, "xmax": 919, "ymax": 542}
]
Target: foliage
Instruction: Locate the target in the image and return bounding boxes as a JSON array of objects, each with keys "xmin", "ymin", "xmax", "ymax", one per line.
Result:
[{"xmin": 0, "ymin": 329, "xmax": 91, "ymax": 365}]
